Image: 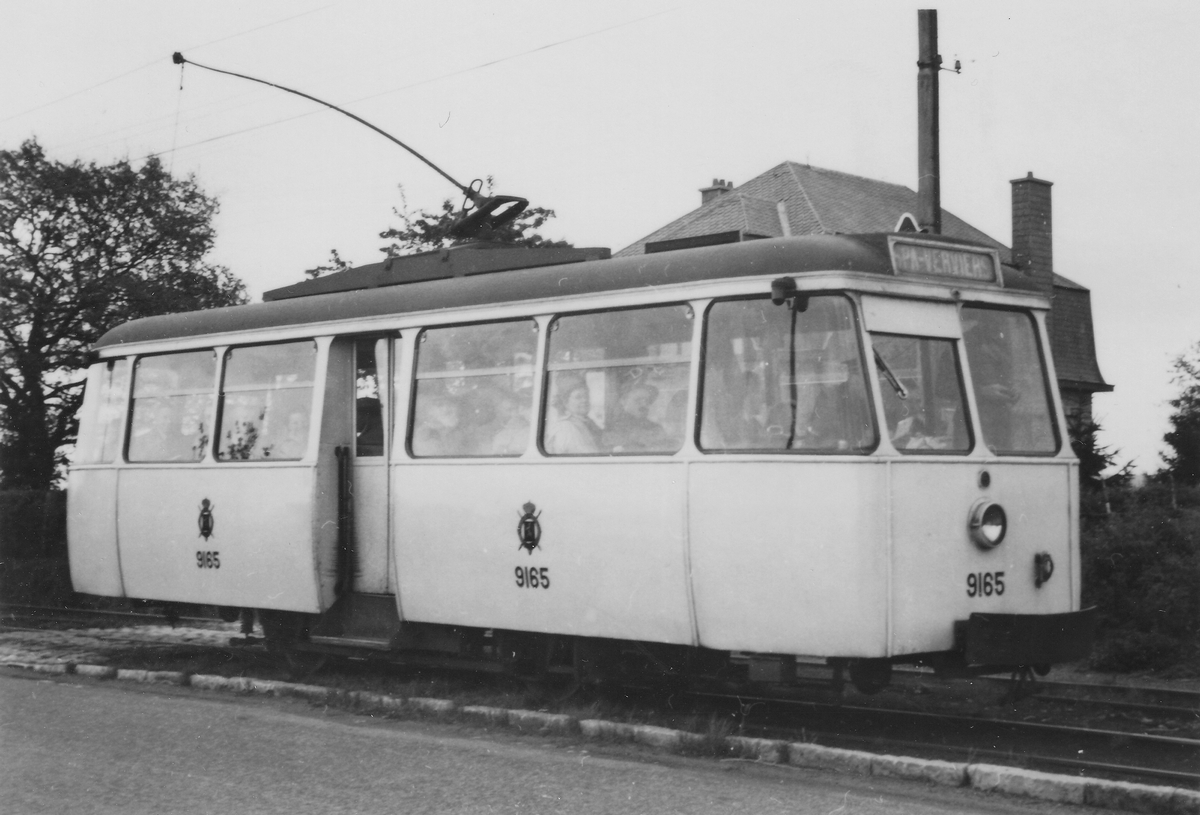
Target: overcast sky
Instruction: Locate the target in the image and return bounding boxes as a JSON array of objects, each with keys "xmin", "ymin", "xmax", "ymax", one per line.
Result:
[{"xmin": 4, "ymin": 0, "xmax": 1197, "ymax": 474}]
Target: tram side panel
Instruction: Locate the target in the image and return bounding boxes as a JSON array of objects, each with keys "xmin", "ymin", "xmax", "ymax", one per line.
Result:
[
  {"xmin": 888, "ymin": 460, "xmax": 1074, "ymax": 657},
  {"xmin": 67, "ymin": 468, "xmax": 124, "ymax": 596},
  {"xmin": 688, "ymin": 460, "xmax": 890, "ymax": 656},
  {"xmin": 116, "ymin": 466, "xmax": 324, "ymax": 610},
  {"xmin": 391, "ymin": 462, "xmax": 695, "ymax": 645}
]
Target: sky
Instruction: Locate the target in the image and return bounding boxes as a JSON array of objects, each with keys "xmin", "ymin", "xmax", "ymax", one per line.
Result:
[{"xmin": 3, "ymin": 0, "xmax": 1197, "ymax": 475}]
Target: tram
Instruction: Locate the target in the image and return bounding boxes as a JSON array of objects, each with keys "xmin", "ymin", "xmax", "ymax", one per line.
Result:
[{"xmin": 67, "ymin": 233, "xmax": 1095, "ymax": 690}]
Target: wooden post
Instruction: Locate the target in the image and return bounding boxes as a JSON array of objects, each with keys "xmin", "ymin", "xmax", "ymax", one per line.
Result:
[{"xmin": 917, "ymin": 9, "xmax": 942, "ymax": 234}]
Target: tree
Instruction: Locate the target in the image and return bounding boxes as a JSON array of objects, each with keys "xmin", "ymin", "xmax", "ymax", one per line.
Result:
[
  {"xmin": 305, "ymin": 179, "xmax": 571, "ymax": 278},
  {"xmin": 380, "ymin": 179, "xmax": 571, "ymax": 258},
  {"xmin": 1068, "ymin": 413, "xmax": 1132, "ymax": 491},
  {"xmin": 1161, "ymin": 341, "xmax": 1200, "ymax": 485},
  {"xmin": 0, "ymin": 139, "xmax": 247, "ymax": 490}
]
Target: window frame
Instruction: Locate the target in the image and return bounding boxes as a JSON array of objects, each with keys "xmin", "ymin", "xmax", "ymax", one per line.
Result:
[
  {"xmin": 538, "ymin": 302, "xmax": 696, "ymax": 458},
  {"xmin": 960, "ymin": 304, "xmax": 1062, "ymax": 457},
  {"xmin": 407, "ymin": 318, "xmax": 541, "ymax": 459},
  {"xmin": 214, "ymin": 339, "xmax": 319, "ymax": 463},
  {"xmin": 696, "ymin": 292, "xmax": 879, "ymax": 456},
  {"xmin": 125, "ymin": 348, "xmax": 220, "ymax": 464},
  {"xmin": 868, "ymin": 330, "xmax": 975, "ymax": 456}
]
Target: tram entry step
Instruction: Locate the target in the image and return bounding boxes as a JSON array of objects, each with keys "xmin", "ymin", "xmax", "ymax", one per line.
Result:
[{"xmin": 309, "ymin": 593, "xmax": 402, "ymax": 645}]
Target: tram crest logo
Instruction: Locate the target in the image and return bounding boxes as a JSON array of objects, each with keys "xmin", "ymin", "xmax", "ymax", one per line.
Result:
[
  {"xmin": 198, "ymin": 498, "xmax": 215, "ymax": 541},
  {"xmin": 516, "ymin": 501, "xmax": 541, "ymax": 555}
]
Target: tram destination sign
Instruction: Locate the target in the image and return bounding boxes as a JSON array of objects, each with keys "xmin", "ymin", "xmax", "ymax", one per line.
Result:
[{"xmin": 887, "ymin": 237, "xmax": 1002, "ymax": 285}]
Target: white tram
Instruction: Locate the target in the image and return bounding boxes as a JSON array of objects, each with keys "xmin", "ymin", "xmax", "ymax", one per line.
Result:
[{"xmin": 67, "ymin": 234, "xmax": 1095, "ymax": 689}]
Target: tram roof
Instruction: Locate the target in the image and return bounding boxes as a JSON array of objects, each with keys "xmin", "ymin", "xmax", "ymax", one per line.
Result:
[{"xmin": 94, "ymin": 233, "xmax": 1033, "ymax": 350}]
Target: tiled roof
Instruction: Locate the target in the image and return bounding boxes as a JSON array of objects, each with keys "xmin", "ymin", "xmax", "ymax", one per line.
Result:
[{"xmin": 617, "ymin": 162, "xmax": 1010, "ymax": 259}]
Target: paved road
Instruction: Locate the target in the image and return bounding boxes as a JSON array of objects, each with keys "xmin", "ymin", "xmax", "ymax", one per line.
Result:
[{"xmin": 0, "ymin": 671, "xmax": 1079, "ymax": 815}]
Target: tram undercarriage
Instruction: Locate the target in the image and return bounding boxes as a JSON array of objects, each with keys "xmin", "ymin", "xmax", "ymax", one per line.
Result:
[{"xmin": 224, "ymin": 589, "xmax": 1094, "ymax": 697}]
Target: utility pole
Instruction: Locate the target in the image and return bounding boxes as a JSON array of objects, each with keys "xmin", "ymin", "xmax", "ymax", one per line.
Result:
[{"xmin": 917, "ymin": 9, "xmax": 942, "ymax": 234}]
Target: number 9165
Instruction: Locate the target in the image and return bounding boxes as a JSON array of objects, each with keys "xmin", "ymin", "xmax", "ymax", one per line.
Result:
[
  {"xmin": 967, "ymin": 571, "xmax": 1003, "ymax": 597},
  {"xmin": 515, "ymin": 566, "xmax": 549, "ymax": 589}
]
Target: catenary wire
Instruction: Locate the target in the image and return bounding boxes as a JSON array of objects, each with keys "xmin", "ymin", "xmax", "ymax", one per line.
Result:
[
  {"xmin": 0, "ymin": 3, "xmax": 338, "ymax": 126},
  {"xmin": 145, "ymin": 7, "xmax": 676, "ymax": 161}
]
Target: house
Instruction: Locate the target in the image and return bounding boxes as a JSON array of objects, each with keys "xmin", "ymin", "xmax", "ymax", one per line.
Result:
[{"xmin": 615, "ymin": 162, "xmax": 1111, "ymax": 422}]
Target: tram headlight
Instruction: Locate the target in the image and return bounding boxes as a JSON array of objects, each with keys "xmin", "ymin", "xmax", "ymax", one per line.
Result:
[{"xmin": 969, "ymin": 500, "xmax": 1007, "ymax": 549}]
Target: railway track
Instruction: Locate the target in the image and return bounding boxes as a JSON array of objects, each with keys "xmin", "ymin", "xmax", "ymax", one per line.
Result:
[
  {"xmin": 684, "ymin": 686, "xmax": 1200, "ymax": 789},
  {"xmin": 3, "ymin": 602, "xmax": 1197, "ymax": 790}
]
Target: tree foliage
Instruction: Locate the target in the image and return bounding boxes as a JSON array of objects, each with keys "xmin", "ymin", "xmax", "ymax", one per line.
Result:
[
  {"xmin": 0, "ymin": 139, "xmax": 247, "ymax": 489},
  {"xmin": 1162, "ymin": 341, "xmax": 1200, "ymax": 485},
  {"xmin": 305, "ymin": 179, "xmax": 572, "ymax": 279},
  {"xmin": 1067, "ymin": 414, "xmax": 1131, "ymax": 491},
  {"xmin": 379, "ymin": 179, "xmax": 570, "ymax": 258}
]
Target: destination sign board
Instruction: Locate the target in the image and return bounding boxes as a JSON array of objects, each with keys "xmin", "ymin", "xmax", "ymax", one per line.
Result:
[{"xmin": 888, "ymin": 238, "xmax": 1002, "ymax": 285}]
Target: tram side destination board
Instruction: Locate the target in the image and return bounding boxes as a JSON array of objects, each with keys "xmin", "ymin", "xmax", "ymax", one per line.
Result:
[{"xmin": 887, "ymin": 237, "xmax": 1002, "ymax": 286}]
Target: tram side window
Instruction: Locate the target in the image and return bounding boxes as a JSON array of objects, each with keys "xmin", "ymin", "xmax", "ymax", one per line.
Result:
[
  {"xmin": 411, "ymin": 320, "xmax": 537, "ymax": 457},
  {"xmin": 700, "ymin": 296, "xmax": 874, "ymax": 453},
  {"xmin": 961, "ymin": 306, "xmax": 1057, "ymax": 454},
  {"xmin": 543, "ymin": 305, "xmax": 693, "ymax": 456},
  {"xmin": 128, "ymin": 351, "xmax": 215, "ymax": 462},
  {"xmin": 871, "ymin": 334, "xmax": 970, "ymax": 453},
  {"xmin": 75, "ymin": 359, "xmax": 130, "ymax": 464},
  {"xmin": 217, "ymin": 342, "xmax": 317, "ymax": 461}
]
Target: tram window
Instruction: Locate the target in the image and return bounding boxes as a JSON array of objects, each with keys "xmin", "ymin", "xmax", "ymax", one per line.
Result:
[
  {"xmin": 543, "ymin": 305, "xmax": 693, "ymax": 456},
  {"xmin": 700, "ymin": 296, "xmax": 874, "ymax": 453},
  {"xmin": 356, "ymin": 338, "xmax": 384, "ymax": 457},
  {"xmin": 75, "ymin": 359, "xmax": 130, "ymax": 464},
  {"xmin": 217, "ymin": 342, "xmax": 316, "ymax": 461},
  {"xmin": 871, "ymin": 334, "xmax": 970, "ymax": 453},
  {"xmin": 128, "ymin": 351, "xmax": 216, "ymax": 462},
  {"xmin": 962, "ymin": 307, "xmax": 1058, "ymax": 454},
  {"xmin": 411, "ymin": 320, "xmax": 537, "ymax": 457}
]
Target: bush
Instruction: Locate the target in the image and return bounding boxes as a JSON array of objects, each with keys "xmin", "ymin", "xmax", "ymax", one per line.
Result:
[
  {"xmin": 0, "ymin": 490, "xmax": 66, "ymax": 560},
  {"xmin": 0, "ymin": 490, "xmax": 70, "ymax": 605},
  {"xmin": 1081, "ymin": 483, "xmax": 1200, "ymax": 673}
]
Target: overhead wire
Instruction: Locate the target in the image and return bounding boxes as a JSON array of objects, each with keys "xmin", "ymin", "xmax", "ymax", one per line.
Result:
[
  {"xmin": 0, "ymin": 3, "xmax": 338, "ymax": 126},
  {"xmin": 145, "ymin": 7, "xmax": 676, "ymax": 160}
]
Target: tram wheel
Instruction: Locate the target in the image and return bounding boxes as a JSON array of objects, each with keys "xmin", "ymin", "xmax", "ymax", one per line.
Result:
[
  {"xmin": 260, "ymin": 610, "xmax": 327, "ymax": 680},
  {"xmin": 847, "ymin": 658, "xmax": 892, "ymax": 694}
]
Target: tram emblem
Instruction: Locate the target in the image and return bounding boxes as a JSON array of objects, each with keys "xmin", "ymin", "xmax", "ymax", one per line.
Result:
[
  {"xmin": 198, "ymin": 499, "xmax": 215, "ymax": 540},
  {"xmin": 516, "ymin": 501, "xmax": 541, "ymax": 555}
]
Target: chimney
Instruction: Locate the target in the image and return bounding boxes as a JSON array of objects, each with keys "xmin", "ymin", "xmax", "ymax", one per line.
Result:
[
  {"xmin": 700, "ymin": 178, "xmax": 734, "ymax": 206},
  {"xmin": 1010, "ymin": 172, "xmax": 1054, "ymax": 295}
]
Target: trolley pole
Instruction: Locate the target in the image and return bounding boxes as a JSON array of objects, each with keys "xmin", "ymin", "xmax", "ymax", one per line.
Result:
[{"xmin": 917, "ymin": 9, "xmax": 942, "ymax": 234}]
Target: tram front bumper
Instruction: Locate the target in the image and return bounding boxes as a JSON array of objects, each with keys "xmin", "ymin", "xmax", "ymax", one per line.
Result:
[{"xmin": 958, "ymin": 607, "xmax": 1098, "ymax": 667}]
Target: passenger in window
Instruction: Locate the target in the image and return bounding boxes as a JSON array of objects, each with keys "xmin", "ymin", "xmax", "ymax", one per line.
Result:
[
  {"xmin": 356, "ymin": 397, "xmax": 384, "ymax": 456},
  {"xmin": 964, "ymin": 317, "xmax": 1020, "ymax": 450},
  {"xmin": 732, "ymin": 388, "xmax": 775, "ymax": 448},
  {"xmin": 662, "ymin": 390, "xmax": 690, "ymax": 448},
  {"xmin": 267, "ymin": 411, "xmax": 309, "ymax": 459},
  {"xmin": 603, "ymin": 383, "xmax": 669, "ymax": 453},
  {"xmin": 413, "ymin": 394, "xmax": 463, "ymax": 456},
  {"xmin": 131, "ymin": 399, "xmax": 190, "ymax": 461},
  {"xmin": 486, "ymin": 391, "xmax": 530, "ymax": 455},
  {"xmin": 545, "ymin": 377, "xmax": 601, "ymax": 454}
]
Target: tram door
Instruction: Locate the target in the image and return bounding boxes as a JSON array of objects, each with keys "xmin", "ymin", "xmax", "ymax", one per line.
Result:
[{"xmin": 350, "ymin": 337, "xmax": 392, "ymax": 593}]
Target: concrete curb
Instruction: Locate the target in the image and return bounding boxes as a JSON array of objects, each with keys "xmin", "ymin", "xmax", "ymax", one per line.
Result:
[{"xmin": 23, "ymin": 661, "xmax": 1200, "ymax": 815}]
